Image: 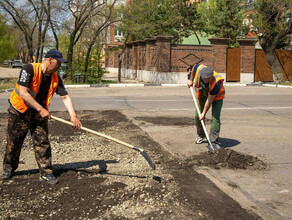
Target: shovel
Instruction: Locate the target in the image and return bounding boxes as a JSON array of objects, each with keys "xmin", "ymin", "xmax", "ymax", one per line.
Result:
[
  {"xmin": 51, "ymin": 115, "xmax": 155, "ymax": 170},
  {"xmin": 189, "ymin": 87, "xmax": 215, "ymax": 151}
]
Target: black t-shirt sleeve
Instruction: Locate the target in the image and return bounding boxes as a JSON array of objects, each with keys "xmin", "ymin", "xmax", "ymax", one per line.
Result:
[
  {"xmin": 56, "ymin": 75, "xmax": 68, "ymax": 96},
  {"xmin": 17, "ymin": 64, "xmax": 34, "ymax": 87}
]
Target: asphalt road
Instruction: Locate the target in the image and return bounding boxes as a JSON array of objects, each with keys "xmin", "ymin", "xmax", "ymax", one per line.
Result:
[{"xmin": 0, "ymin": 85, "xmax": 292, "ymax": 219}]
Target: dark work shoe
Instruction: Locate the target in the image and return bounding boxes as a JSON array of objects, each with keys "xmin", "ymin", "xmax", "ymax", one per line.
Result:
[
  {"xmin": 39, "ymin": 174, "xmax": 59, "ymax": 185},
  {"xmin": 1, "ymin": 171, "xmax": 12, "ymax": 181}
]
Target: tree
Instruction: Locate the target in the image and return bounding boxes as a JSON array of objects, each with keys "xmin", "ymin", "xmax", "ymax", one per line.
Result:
[
  {"xmin": 0, "ymin": 0, "xmax": 53, "ymax": 62},
  {"xmin": 117, "ymin": 0, "xmax": 198, "ymax": 82},
  {"xmin": 63, "ymin": 0, "xmax": 117, "ymax": 79},
  {"xmin": 0, "ymin": 14, "xmax": 17, "ymax": 62},
  {"xmin": 253, "ymin": 0, "xmax": 292, "ymax": 83},
  {"xmin": 177, "ymin": 0, "xmax": 200, "ymax": 44},
  {"xmin": 119, "ymin": 0, "xmax": 186, "ymax": 43},
  {"xmin": 31, "ymin": 0, "xmax": 51, "ymax": 62},
  {"xmin": 84, "ymin": 0, "xmax": 119, "ymax": 73},
  {"xmin": 197, "ymin": 0, "xmax": 246, "ymax": 46}
]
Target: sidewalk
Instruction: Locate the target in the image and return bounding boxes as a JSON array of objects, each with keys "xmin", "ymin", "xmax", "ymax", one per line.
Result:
[
  {"xmin": 0, "ymin": 67, "xmax": 20, "ymax": 79},
  {"xmin": 102, "ymin": 72, "xmax": 140, "ymax": 84}
]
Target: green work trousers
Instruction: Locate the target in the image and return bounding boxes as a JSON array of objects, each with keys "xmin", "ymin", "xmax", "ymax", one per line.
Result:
[{"xmin": 195, "ymin": 96, "xmax": 223, "ymax": 143}]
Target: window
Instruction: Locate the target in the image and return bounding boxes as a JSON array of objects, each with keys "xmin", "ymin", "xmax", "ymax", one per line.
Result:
[{"xmin": 114, "ymin": 27, "xmax": 123, "ymax": 42}]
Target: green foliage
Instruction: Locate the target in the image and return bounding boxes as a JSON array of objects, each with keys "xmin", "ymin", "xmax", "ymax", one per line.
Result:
[
  {"xmin": 83, "ymin": 49, "xmax": 106, "ymax": 84},
  {"xmin": 58, "ymin": 32, "xmax": 70, "ymax": 58},
  {"xmin": 176, "ymin": 1, "xmax": 200, "ymax": 42},
  {"xmin": 197, "ymin": 0, "xmax": 246, "ymax": 46},
  {"xmin": 253, "ymin": 0, "xmax": 292, "ymax": 50},
  {"xmin": 0, "ymin": 14, "xmax": 17, "ymax": 63},
  {"xmin": 119, "ymin": 0, "xmax": 195, "ymax": 43}
]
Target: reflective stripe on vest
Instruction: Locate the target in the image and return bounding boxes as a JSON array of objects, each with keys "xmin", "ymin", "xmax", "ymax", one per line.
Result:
[
  {"xmin": 193, "ymin": 64, "xmax": 206, "ymax": 90},
  {"xmin": 9, "ymin": 63, "xmax": 59, "ymax": 113},
  {"xmin": 210, "ymin": 71, "xmax": 225, "ymax": 101},
  {"xmin": 14, "ymin": 86, "xmax": 37, "ymax": 98}
]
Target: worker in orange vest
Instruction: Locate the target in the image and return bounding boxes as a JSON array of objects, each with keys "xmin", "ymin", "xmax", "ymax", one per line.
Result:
[
  {"xmin": 187, "ymin": 64, "xmax": 225, "ymax": 149},
  {"xmin": 1, "ymin": 49, "xmax": 82, "ymax": 184}
]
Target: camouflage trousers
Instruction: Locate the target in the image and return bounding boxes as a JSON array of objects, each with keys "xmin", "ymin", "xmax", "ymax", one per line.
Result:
[{"xmin": 3, "ymin": 105, "xmax": 53, "ymax": 175}]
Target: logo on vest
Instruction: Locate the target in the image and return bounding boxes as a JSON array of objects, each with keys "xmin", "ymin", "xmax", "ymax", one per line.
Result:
[{"xmin": 19, "ymin": 70, "xmax": 29, "ymax": 83}]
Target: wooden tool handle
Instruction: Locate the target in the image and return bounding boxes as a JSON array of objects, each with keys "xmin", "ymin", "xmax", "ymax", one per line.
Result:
[
  {"xmin": 190, "ymin": 87, "xmax": 214, "ymax": 149},
  {"xmin": 51, "ymin": 115, "xmax": 140, "ymax": 151}
]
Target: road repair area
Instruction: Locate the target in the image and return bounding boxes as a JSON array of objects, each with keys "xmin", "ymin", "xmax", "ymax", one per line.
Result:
[{"xmin": 0, "ymin": 73, "xmax": 291, "ymax": 219}]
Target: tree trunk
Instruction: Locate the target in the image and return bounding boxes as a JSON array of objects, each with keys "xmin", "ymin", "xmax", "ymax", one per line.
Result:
[
  {"xmin": 36, "ymin": 23, "xmax": 42, "ymax": 62},
  {"xmin": 84, "ymin": 37, "xmax": 97, "ymax": 73},
  {"xmin": 25, "ymin": 35, "xmax": 34, "ymax": 63},
  {"xmin": 66, "ymin": 37, "xmax": 74, "ymax": 80},
  {"xmin": 118, "ymin": 54, "xmax": 122, "ymax": 83},
  {"xmin": 265, "ymin": 50, "xmax": 285, "ymax": 83},
  {"xmin": 84, "ymin": 25, "xmax": 109, "ymax": 73},
  {"xmin": 194, "ymin": 31, "xmax": 201, "ymax": 45},
  {"xmin": 117, "ymin": 35, "xmax": 129, "ymax": 83}
]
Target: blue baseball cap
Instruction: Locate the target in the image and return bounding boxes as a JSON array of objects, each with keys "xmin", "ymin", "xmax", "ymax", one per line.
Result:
[{"xmin": 45, "ymin": 49, "xmax": 68, "ymax": 63}]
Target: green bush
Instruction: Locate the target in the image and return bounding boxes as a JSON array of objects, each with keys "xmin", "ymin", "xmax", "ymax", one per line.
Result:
[
  {"xmin": 83, "ymin": 49, "xmax": 106, "ymax": 84},
  {"xmin": 84, "ymin": 64, "xmax": 106, "ymax": 84}
]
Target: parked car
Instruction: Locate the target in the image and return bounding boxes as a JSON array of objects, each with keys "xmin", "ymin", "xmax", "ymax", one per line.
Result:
[
  {"xmin": 12, "ymin": 60, "xmax": 23, "ymax": 68},
  {"xmin": 58, "ymin": 63, "xmax": 66, "ymax": 79},
  {"xmin": 3, "ymin": 60, "xmax": 13, "ymax": 65}
]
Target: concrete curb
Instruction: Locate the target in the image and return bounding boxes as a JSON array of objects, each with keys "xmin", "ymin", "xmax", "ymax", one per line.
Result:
[
  {"xmin": 0, "ymin": 88, "xmax": 13, "ymax": 93},
  {"xmin": 1, "ymin": 83, "xmax": 292, "ymax": 93},
  {"xmin": 263, "ymin": 84, "xmax": 292, "ymax": 88},
  {"xmin": 65, "ymin": 83, "xmax": 292, "ymax": 89}
]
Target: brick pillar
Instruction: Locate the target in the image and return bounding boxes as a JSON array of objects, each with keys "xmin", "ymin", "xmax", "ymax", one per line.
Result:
[
  {"xmin": 208, "ymin": 38, "xmax": 230, "ymax": 73},
  {"xmin": 145, "ymin": 38, "xmax": 156, "ymax": 71},
  {"xmin": 237, "ymin": 39, "xmax": 257, "ymax": 73},
  {"xmin": 137, "ymin": 40, "xmax": 146, "ymax": 70},
  {"xmin": 132, "ymin": 42, "xmax": 138, "ymax": 77},
  {"xmin": 126, "ymin": 43, "xmax": 132, "ymax": 70},
  {"xmin": 109, "ymin": 24, "xmax": 115, "ymax": 44},
  {"xmin": 155, "ymin": 36, "xmax": 173, "ymax": 72}
]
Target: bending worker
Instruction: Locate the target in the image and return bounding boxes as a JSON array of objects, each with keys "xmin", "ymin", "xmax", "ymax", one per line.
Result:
[
  {"xmin": 1, "ymin": 49, "xmax": 82, "ymax": 185},
  {"xmin": 187, "ymin": 64, "xmax": 225, "ymax": 149}
]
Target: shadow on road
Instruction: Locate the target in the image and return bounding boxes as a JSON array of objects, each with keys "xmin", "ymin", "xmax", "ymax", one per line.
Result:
[
  {"xmin": 219, "ymin": 138, "xmax": 241, "ymax": 148},
  {"xmin": 12, "ymin": 159, "xmax": 118, "ymax": 177}
]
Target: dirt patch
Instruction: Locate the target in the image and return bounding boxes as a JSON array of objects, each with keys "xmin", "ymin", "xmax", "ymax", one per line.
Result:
[
  {"xmin": 188, "ymin": 148, "xmax": 269, "ymax": 170},
  {"xmin": 135, "ymin": 116, "xmax": 212, "ymax": 127},
  {"xmin": 135, "ymin": 116, "xmax": 195, "ymax": 126},
  {"xmin": 0, "ymin": 110, "xmax": 261, "ymax": 219}
]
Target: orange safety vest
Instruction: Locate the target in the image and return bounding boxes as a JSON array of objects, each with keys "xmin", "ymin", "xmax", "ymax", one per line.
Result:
[
  {"xmin": 10, "ymin": 63, "xmax": 59, "ymax": 113},
  {"xmin": 192, "ymin": 64, "xmax": 225, "ymax": 101}
]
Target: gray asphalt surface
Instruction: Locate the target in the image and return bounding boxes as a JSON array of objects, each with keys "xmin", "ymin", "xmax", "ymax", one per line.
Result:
[{"xmin": 0, "ymin": 68, "xmax": 292, "ymax": 219}]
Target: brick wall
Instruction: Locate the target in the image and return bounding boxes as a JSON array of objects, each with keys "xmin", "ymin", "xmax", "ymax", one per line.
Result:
[
  {"xmin": 106, "ymin": 36, "xmax": 218, "ymax": 71},
  {"xmin": 170, "ymin": 44, "xmax": 213, "ymax": 72},
  {"xmin": 105, "ymin": 37, "xmax": 257, "ymax": 83}
]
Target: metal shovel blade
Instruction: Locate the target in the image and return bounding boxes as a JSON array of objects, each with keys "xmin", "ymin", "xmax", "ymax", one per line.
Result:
[
  {"xmin": 206, "ymin": 143, "xmax": 221, "ymax": 151},
  {"xmin": 206, "ymin": 144, "xmax": 215, "ymax": 151},
  {"xmin": 140, "ymin": 151, "xmax": 155, "ymax": 170}
]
